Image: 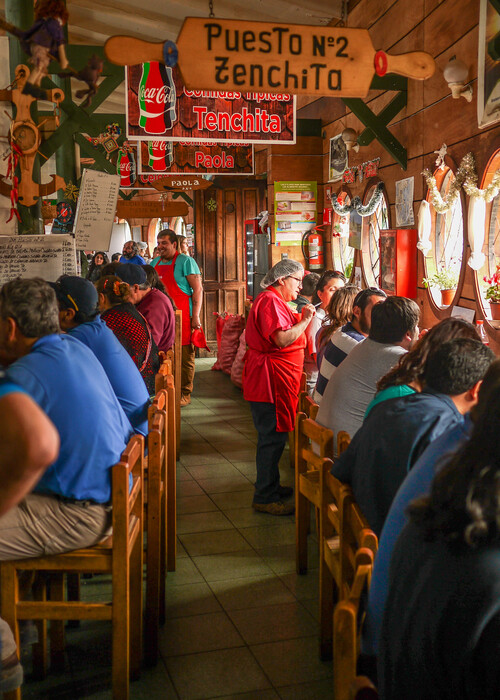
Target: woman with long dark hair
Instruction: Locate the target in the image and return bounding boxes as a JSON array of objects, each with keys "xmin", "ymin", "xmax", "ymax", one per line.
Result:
[
  {"xmin": 86, "ymin": 251, "xmax": 109, "ymax": 282},
  {"xmin": 379, "ymin": 361, "xmax": 500, "ymax": 699},
  {"xmin": 95, "ymin": 275, "xmax": 160, "ymax": 395}
]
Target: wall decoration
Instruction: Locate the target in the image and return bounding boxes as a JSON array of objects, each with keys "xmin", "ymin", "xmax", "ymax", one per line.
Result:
[
  {"xmin": 342, "ymin": 167, "xmax": 357, "ymax": 184},
  {"xmin": 126, "ymin": 64, "xmax": 295, "ymax": 144},
  {"xmin": 138, "ymin": 140, "xmax": 254, "ymax": 175},
  {"xmin": 478, "ymin": 0, "xmax": 500, "ymax": 128},
  {"xmin": 423, "ymin": 152, "xmax": 500, "ymax": 213},
  {"xmin": 329, "ymin": 135, "xmax": 348, "ymax": 182},
  {"xmin": 357, "ymin": 157, "xmax": 380, "ymax": 182},
  {"xmin": 433, "ymin": 143, "xmax": 448, "ymax": 170},
  {"xmin": 332, "ymin": 182, "xmax": 384, "ymax": 217},
  {"xmin": 274, "ymin": 182, "xmax": 317, "ymax": 246},
  {"xmin": 417, "ymin": 200, "xmax": 432, "ymax": 256},
  {"xmin": 395, "ymin": 176, "xmax": 415, "ymax": 226}
]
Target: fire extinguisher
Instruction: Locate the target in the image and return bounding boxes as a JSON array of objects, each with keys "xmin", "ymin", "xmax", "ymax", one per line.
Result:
[{"xmin": 302, "ymin": 226, "xmax": 325, "ymax": 270}]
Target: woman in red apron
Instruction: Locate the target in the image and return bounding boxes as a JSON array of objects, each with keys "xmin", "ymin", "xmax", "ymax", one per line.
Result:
[{"xmin": 243, "ymin": 260, "xmax": 316, "ymax": 516}]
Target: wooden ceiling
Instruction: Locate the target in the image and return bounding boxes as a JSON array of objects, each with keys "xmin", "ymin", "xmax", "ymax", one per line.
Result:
[{"xmin": 0, "ymin": 0, "xmax": 347, "ymax": 113}]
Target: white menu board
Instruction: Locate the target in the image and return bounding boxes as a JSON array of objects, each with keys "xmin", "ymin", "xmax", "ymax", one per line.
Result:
[
  {"xmin": 73, "ymin": 169, "xmax": 120, "ymax": 250},
  {"xmin": 0, "ymin": 235, "xmax": 77, "ymax": 285}
]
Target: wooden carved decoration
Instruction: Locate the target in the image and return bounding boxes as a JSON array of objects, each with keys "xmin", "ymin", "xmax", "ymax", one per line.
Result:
[{"xmin": 0, "ymin": 64, "xmax": 66, "ymax": 208}]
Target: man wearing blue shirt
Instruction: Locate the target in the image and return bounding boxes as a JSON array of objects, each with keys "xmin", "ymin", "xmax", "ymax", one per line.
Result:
[
  {"xmin": 119, "ymin": 240, "xmax": 146, "ymax": 265},
  {"xmin": 331, "ymin": 338, "xmax": 494, "ymax": 536},
  {"xmin": 0, "ymin": 277, "xmax": 133, "ymax": 559},
  {"xmin": 51, "ymin": 275, "xmax": 150, "ymax": 436}
]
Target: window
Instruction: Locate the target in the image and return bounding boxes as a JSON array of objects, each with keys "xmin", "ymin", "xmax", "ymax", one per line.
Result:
[
  {"xmin": 361, "ymin": 182, "xmax": 389, "ymax": 286},
  {"xmin": 424, "ymin": 166, "xmax": 464, "ymax": 308},
  {"xmin": 475, "ymin": 150, "xmax": 500, "ymax": 322},
  {"xmin": 331, "ymin": 192, "xmax": 354, "ymax": 278}
]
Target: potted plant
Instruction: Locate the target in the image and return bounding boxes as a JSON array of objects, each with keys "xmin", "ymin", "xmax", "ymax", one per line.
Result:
[
  {"xmin": 484, "ymin": 264, "xmax": 500, "ymax": 320},
  {"xmin": 423, "ymin": 268, "xmax": 459, "ymax": 306}
]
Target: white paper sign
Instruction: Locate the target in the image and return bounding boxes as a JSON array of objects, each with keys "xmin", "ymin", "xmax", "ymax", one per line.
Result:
[
  {"xmin": 73, "ymin": 169, "xmax": 120, "ymax": 250},
  {"xmin": 0, "ymin": 235, "xmax": 77, "ymax": 285}
]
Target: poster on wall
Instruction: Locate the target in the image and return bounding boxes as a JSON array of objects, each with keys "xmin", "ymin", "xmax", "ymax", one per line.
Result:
[
  {"xmin": 478, "ymin": 0, "xmax": 500, "ymax": 128},
  {"xmin": 274, "ymin": 182, "xmax": 317, "ymax": 246},
  {"xmin": 126, "ymin": 64, "xmax": 295, "ymax": 144},
  {"xmin": 138, "ymin": 141, "xmax": 254, "ymax": 175},
  {"xmin": 329, "ymin": 134, "xmax": 348, "ymax": 182},
  {"xmin": 395, "ymin": 177, "xmax": 415, "ymax": 227}
]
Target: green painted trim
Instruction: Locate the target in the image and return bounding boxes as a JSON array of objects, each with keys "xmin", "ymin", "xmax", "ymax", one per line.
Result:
[
  {"xmin": 172, "ymin": 191, "xmax": 194, "ymax": 207},
  {"xmin": 357, "ymin": 90, "xmax": 407, "ymax": 146},
  {"xmin": 342, "ymin": 97, "xmax": 407, "ymax": 169},
  {"xmin": 297, "ymin": 118, "xmax": 322, "ymax": 137}
]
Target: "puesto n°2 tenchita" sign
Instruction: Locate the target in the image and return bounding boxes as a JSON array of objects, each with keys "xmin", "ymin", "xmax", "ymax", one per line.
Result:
[{"xmin": 176, "ymin": 18, "xmax": 435, "ymax": 97}]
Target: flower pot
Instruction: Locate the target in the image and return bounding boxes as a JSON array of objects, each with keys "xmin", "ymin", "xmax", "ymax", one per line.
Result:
[
  {"xmin": 440, "ymin": 288, "xmax": 456, "ymax": 306},
  {"xmin": 490, "ymin": 302, "xmax": 500, "ymax": 321}
]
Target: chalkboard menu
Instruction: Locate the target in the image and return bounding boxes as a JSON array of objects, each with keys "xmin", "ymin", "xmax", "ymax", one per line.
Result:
[
  {"xmin": 73, "ymin": 169, "xmax": 120, "ymax": 250},
  {"xmin": 0, "ymin": 235, "xmax": 77, "ymax": 285}
]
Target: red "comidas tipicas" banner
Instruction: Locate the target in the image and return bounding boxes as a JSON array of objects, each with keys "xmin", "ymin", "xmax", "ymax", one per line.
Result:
[{"xmin": 125, "ymin": 64, "xmax": 295, "ymax": 144}]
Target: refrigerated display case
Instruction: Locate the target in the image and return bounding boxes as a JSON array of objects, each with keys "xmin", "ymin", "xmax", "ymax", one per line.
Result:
[
  {"xmin": 245, "ymin": 219, "xmax": 269, "ymax": 299},
  {"xmin": 379, "ymin": 228, "xmax": 417, "ymax": 298}
]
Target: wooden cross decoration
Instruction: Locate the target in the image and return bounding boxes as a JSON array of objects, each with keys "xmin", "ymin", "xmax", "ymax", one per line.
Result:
[{"xmin": 0, "ymin": 64, "xmax": 66, "ymax": 207}]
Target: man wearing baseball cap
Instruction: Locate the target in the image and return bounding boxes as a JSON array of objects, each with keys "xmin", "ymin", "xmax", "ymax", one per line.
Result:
[{"xmin": 51, "ymin": 275, "xmax": 150, "ymax": 436}]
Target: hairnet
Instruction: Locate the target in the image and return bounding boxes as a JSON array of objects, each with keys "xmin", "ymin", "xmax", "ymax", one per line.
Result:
[{"xmin": 260, "ymin": 259, "xmax": 304, "ymax": 288}]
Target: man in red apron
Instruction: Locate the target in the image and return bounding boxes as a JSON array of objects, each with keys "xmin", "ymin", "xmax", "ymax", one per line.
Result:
[
  {"xmin": 151, "ymin": 229, "xmax": 203, "ymax": 406},
  {"xmin": 243, "ymin": 260, "xmax": 315, "ymax": 515}
]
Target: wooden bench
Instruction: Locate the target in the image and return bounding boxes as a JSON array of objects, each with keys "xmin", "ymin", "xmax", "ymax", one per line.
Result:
[{"xmin": 0, "ymin": 435, "xmax": 145, "ymax": 700}]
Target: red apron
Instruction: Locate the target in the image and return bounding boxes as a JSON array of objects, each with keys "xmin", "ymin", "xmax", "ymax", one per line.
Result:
[
  {"xmin": 154, "ymin": 253, "xmax": 192, "ymax": 345},
  {"xmin": 243, "ymin": 288, "xmax": 306, "ymax": 433}
]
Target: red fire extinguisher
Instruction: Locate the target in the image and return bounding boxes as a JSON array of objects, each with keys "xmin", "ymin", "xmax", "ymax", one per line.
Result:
[{"xmin": 302, "ymin": 226, "xmax": 325, "ymax": 270}]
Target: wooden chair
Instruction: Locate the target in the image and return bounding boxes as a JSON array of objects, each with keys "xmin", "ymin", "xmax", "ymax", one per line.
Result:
[
  {"xmin": 318, "ymin": 430, "xmax": 352, "ymax": 658},
  {"xmin": 333, "ymin": 493, "xmax": 378, "ymax": 700},
  {"xmin": 289, "ymin": 372, "xmax": 307, "ymax": 469},
  {"xmin": 153, "ymin": 372, "xmax": 177, "ymax": 572},
  {"xmin": 0, "ymin": 435, "xmax": 145, "ymax": 700},
  {"xmin": 295, "ymin": 413, "xmax": 334, "ymax": 575},
  {"xmin": 174, "ymin": 309, "xmax": 182, "ymax": 458},
  {"xmin": 144, "ymin": 389, "xmax": 168, "ymax": 666}
]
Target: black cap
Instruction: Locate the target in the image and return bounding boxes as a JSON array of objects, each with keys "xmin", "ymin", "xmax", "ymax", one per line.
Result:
[
  {"xmin": 50, "ymin": 276, "xmax": 98, "ymax": 316},
  {"xmin": 115, "ymin": 263, "xmax": 147, "ymax": 286}
]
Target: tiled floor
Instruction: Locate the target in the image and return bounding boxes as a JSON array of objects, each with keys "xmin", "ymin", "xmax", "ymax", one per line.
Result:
[{"xmin": 22, "ymin": 358, "xmax": 331, "ymax": 699}]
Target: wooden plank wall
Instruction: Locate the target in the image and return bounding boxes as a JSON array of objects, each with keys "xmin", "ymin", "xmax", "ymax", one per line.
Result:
[{"xmin": 291, "ymin": 0, "xmax": 500, "ymax": 351}]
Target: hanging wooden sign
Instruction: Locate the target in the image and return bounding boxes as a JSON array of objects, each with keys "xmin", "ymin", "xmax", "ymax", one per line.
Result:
[
  {"xmin": 116, "ymin": 199, "xmax": 188, "ymax": 218},
  {"xmin": 176, "ymin": 19, "xmax": 434, "ymax": 97},
  {"xmin": 105, "ymin": 19, "xmax": 435, "ymax": 98},
  {"xmin": 150, "ymin": 176, "xmax": 213, "ymax": 192}
]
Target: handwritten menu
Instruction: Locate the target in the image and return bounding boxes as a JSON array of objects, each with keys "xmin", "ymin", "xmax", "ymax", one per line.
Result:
[
  {"xmin": 73, "ymin": 169, "xmax": 120, "ymax": 250},
  {"xmin": 0, "ymin": 235, "xmax": 77, "ymax": 285}
]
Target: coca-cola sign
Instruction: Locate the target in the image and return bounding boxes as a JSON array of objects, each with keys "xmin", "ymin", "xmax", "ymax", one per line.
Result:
[
  {"xmin": 126, "ymin": 64, "xmax": 294, "ymax": 144},
  {"xmin": 138, "ymin": 141, "xmax": 254, "ymax": 176}
]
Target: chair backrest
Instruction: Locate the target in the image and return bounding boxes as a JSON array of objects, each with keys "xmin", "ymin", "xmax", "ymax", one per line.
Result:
[
  {"xmin": 148, "ymin": 388, "xmax": 168, "ymax": 502},
  {"xmin": 337, "ymin": 430, "xmax": 351, "ymax": 456},
  {"xmin": 334, "ymin": 495, "xmax": 378, "ymax": 700},
  {"xmin": 111, "ymin": 434, "xmax": 144, "ymax": 581},
  {"xmin": 340, "ymin": 493, "xmax": 378, "ymax": 598},
  {"xmin": 295, "ymin": 413, "xmax": 334, "ymax": 468}
]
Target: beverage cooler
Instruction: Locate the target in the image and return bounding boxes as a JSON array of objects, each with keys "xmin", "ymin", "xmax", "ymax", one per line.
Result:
[{"xmin": 244, "ymin": 219, "xmax": 269, "ymax": 300}]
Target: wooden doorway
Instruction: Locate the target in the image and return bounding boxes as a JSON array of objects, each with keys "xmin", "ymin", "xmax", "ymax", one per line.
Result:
[{"xmin": 194, "ymin": 178, "xmax": 267, "ymax": 347}]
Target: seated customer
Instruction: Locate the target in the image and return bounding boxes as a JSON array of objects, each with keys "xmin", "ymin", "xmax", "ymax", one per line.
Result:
[
  {"xmin": 317, "ymin": 295, "xmax": 419, "ymax": 449},
  {"xmin": 0, "ymin": 277, "xmax": 133, "ymax": 559},
  {"xmin": 331, "ymin": 338, "xmax": 494, "ymax": 535},
  {"xmin": 365, "ymin": 316, "xmax": 480, "ymax": 416},
  {"xmin": 52, "ymin": 275, "xmax": 150, "ymax": 436},
  {"xmin": 0, "ymin": 382, "xmax": 60, "ymax": 694},
  {"xmin": 96, "ymin": 275, "xmax": 160, "ymax": 395},
  {"xmin": 114, "ymin": 263, "xmax": 175, "ymax": 353},
  {"xmin": 364, "ymin": 358, "xmax": 500, "ymax": 659},
  {"xmin": 378, "ymin": 386, "xmax": 500, "ymax": 699},
  {"xmin": 314, "ymin": 285, "xmax": 375, "ymax": 402},
  {"xmin": 291, "ymin": 271, "xmax": 319, "ymax": 313}
]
